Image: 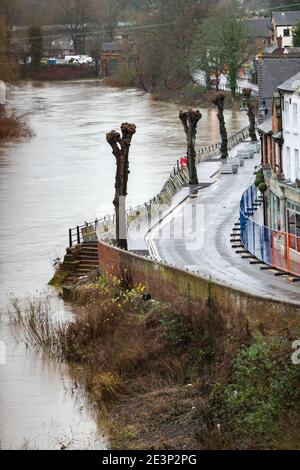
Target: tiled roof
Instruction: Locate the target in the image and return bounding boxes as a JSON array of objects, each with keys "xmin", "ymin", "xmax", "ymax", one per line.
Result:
[
  {"xmin": 278, "ymin": 71, "xmax": 300, "ymax": 92},
  {"xmin": 102, "ymin": 42, "xmax": 123, "ymax": 53},
  {"xmin": 259, "ymin": 55, "xmax": 300, "ymax": 114},
  {"xmin": 257, "ymin": 117, "xmax": 273, "ymax": 134},
  {"xmin": 244, "ymin": 18, "xmax": 270, "ymax": 38},
  {"xmin": 272, "ymin": 11, "xmax": 300, "ymax": 26}
]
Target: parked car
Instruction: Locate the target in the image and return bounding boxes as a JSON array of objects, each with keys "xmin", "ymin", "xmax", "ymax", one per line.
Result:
[
  {"xmin": 47, "ymin": 58, "xmax": 59, "ymax": 65},
  {"xmin": 64, "ymin": 55, "xmax": 93, "ymax": 64}
]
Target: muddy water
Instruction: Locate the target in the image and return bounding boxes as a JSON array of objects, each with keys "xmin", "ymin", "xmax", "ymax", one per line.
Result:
[{"xmin": 0, "ymin": 80, "xmax": 248, "ymax": 449}]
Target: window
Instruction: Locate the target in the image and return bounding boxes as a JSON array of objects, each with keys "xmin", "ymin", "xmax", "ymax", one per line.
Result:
[
  {"xmin": 286, "ymin": 146, "xmax": 291, "ymax": 179},
  {"xmin": 288, "ymin": 210, "xmax": 300, "ymax": 251},
  {"xmin": 295, "ymin": 149, "xmax": 300, "ymax": 180},
  {"xmin": 283, "ymin": 29, "xmax": 290, "ymax": 37},
  {"xmin": 293, "ymin": 103, "xmax": 298, "ymax": 129},
  {"xmin": 285, "ymin": 100, "xmax": 290, "ymax": 127}
]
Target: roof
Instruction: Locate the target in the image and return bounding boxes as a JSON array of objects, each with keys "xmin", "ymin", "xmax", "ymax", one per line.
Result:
[
  {"xmin": 278, "ymin": 71, "xmax": 300, "ymax": 92},
  {"xmin": 244, "ymin": 18, "xmax": 270, "ymax": 38},
  {"xmin": 102, "ymin": 42, "xmax": 123, "ymax": 53},
  {"xmin": 284, "ymin": 47, "xmax": 300, "ymax": 54},
  {"xmin": 257, "ymin": 117, "xmax": 273, "ymax": 134},
  {"xmin": 272, "ymin": 11, "xmax": 300, "ymax": 27},
  {"xmin": 259, "ymin": 54, "xmax": 300, "ymax": 114}
]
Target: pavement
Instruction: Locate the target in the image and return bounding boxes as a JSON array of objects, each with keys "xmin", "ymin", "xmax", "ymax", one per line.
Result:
[{"xmin": 145, "ymin": 144, "xmax": 300, "ymax": 306}]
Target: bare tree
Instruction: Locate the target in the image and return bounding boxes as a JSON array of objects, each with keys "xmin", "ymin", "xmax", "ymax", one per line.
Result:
[
  {"xmin": 243, "ymin": 88, "xmax": 257, "ymax": 142},
  {"xmin": 61, "ymin": 0, "xmax": 96, "ymax": 54},
  {"xmin": 106, "ymin": 123, "xmax": 136, "ymax": 250},
  {"xmin": 0, "ymin": 2, "xmax": 17, "ymax": 82},
  {"xmin": 179, "ymin": 109, "xmax": 202, "ymax": 185},
  {"xmin": 99, "ymin": 0, "xmax": 120, "ymax": 42},
  {"xmin": 212, "ymin": 94, "xmax": 228, "ymax": 160}
]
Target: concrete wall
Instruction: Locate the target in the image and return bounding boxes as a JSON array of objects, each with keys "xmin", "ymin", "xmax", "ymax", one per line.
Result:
[{"xmin": 99, "ymin": 241, "xmax": 300, "ymax": 336}]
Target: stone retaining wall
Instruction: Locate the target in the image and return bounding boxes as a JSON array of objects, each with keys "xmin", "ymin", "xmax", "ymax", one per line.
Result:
[{"xmin": 99, "ymin": 241, "xmax": 300, "ymax": 336}]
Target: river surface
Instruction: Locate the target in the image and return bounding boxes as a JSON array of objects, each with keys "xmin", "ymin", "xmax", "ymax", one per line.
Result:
[{"xmin": 0, "ymin": 80, "xmax": 248, "ymax": 449}]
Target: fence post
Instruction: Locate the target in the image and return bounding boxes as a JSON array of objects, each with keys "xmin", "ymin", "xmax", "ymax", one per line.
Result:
[
  {"xmin": 69, "ymin": 229, "xmax": 72, "ymax": 248},
  {"xmin": 77, "ymin": 225, "xmax": 80, "ymax": 245}
]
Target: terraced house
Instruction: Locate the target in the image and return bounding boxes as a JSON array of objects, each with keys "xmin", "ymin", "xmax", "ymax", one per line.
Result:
[
  {"xmin": 270, "ymin": 11, "xmax": 300, "ymax": 48},
  {"xmin": 258, "ymin": 71, "xmax": 300, "ymax": 273}
]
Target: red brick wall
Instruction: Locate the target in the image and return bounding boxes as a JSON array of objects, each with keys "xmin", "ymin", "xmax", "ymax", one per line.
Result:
[
  {"xmin": 20, "ymin": 64, "xmax": 96, "ymax": 81},
  {"xmin": 98, "ymin": 241, "xmax": 300, "ymax": 336}
]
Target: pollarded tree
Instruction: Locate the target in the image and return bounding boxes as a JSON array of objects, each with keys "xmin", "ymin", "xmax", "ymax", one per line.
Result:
[
  {"xmin": 243, "ymin": 88, "xmax": 257, "ymax": 142},
  {"xmin": 212, "ymin": 94, "xmax": 228, "ymax": 160},
  {"xmin": 179, "ymin": 109, "xmax": 202, "ymax": 185},
  {"xmin": 106, "ymin": 123, "xmax": 136, "ymax": 250}
]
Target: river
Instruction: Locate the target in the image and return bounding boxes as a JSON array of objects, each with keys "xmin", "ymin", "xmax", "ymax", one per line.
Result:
[{"xmin": 0, "ymin": 80, "xmax": 248, "ymax": 449}]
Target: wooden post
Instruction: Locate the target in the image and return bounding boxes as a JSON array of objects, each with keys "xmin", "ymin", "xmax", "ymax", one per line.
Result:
[
  {"xmin": 106, "ymin": 123, "xmax": 136, "ymax": 250},
  {"xmin": 179, "ymin": 109, "xmax": 202, "ymax": 185}
]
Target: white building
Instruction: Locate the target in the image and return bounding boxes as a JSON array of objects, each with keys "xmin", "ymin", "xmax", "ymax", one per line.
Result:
[
  {"xmin": 279, "ymin": 72, "xmax": 300, "ymax": 183},
  {"xmin": 271, "ymin": 11, "xmax": 300, "ymax": 48}
]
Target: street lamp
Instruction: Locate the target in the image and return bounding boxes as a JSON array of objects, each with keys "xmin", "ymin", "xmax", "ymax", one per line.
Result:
[{"xmin": 259, "ymin": 99, "xmax": 268, "ymax": 117}]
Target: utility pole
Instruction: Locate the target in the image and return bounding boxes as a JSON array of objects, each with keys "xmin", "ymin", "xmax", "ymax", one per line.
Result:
[
  {"xmin": 106, "ymin": 123, "xmax": 136, "ymax": 250},
  {"xmin": 179, "ymin": 109, "xmax": 202, "ymax": 185}
]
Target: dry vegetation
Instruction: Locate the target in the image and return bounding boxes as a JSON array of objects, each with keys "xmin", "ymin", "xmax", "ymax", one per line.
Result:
[
  {"xmin": 9, "ymin": 277, "xmax": 300, "ymax": 450},
  {"xmin": 0, "ymin": 109, "xmax": 32, "ymax": 140}
]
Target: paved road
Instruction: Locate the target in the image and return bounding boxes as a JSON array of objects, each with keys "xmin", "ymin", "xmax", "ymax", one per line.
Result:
[{"xmin": 146, "ymin": 148, "xmax": 300, "ymax": 306}]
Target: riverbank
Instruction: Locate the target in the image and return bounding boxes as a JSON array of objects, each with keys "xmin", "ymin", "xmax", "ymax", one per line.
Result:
[
  {"xmin": 19, "ymin": 64, "xmax": 96, "ymax": 81},
  {"xmin": 0, "ymin": 81, "xmax": 249, "ymax": 449},
  {"xmin": 10, "ymin": 276, "xmax": 300, "ymax": 450},
  {"xmin": 103, "ymin": 76, "xmax": 247, "ymax": 110}
]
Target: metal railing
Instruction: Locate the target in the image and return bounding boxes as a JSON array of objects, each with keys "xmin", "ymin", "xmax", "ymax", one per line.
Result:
[
  {"xmin": 196, "ymin": 77, "xmax": 258, "ymax": 97},
  {"xmin": 68, "ymin": 126, "xmax": 250, "ymax": 247},
  {"xmin": 240, "ymin": 185, "xmax": 300, "ymax": 277}
]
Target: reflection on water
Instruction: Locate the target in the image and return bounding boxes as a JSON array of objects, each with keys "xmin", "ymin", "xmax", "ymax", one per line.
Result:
[{"xmin": 0, "ymin": 80, "xmax": 248, "ymax": 449}]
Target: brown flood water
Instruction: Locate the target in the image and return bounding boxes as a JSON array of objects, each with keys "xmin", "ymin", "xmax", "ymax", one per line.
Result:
[{"xmin": 0, "ymin": 80, "xmax": 248, "ymax": 449}]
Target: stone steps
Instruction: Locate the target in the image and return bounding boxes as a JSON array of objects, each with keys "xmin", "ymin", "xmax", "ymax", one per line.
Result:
[{"xmin": 64, "ymin": 240, "xmax": 99, "ymax": 285}]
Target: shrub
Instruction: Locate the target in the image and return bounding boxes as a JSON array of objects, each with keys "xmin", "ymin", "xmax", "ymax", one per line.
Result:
[
  {"xmin": 258, "ymin": 182, "xmax": 267, "ymax": 193},
  {"xmin": 223, "ymin": 335, "xmax": 300, "ymax": 446},
  {"xmin": 0, "ymin": 111, "xmax": 31, "ymax": 140}
]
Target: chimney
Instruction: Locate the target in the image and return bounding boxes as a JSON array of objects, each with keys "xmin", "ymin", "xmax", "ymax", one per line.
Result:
[{"xmin": 277, "ymin": 35, "xmax": 283, "ymax": 50}]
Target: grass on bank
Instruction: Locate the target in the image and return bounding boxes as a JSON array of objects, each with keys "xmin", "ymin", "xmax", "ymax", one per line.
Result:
[
  {"xmin": 9, "ymin": 277, "xmax": 300, "ymax": 450},
  {"xmin": 0, "ymin": 109, "xmax": 32, "ymax": 140}
]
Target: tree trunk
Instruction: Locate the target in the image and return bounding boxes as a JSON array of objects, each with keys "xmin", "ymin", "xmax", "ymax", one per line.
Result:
[
  {"xmin": 205, "ymin": 72, "xmax": 211, "ymax": 90},
  {"xmin": 243, "ymin": 88, "xmax": 257, "ymax": 142},
  {"xmin": 106, "ymin": 123, "xmax": 136, "ymax": 249},
  {"xmin": 212, "ymin": 94, "xmax": 228, "ymax": 160},
  {"xmin": 179, "ymin": 109, "xmax": 202, "ymax": 185}
]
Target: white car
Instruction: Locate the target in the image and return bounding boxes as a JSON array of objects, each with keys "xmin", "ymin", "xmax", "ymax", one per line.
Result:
[{"xmin": 64, "ymin": 55, "xmax": 93, "ymax": 64}]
